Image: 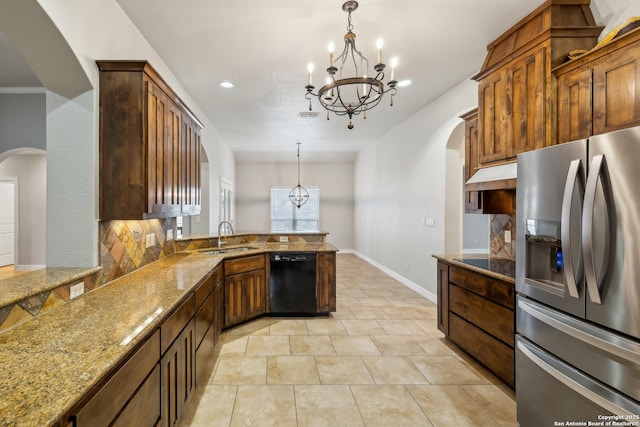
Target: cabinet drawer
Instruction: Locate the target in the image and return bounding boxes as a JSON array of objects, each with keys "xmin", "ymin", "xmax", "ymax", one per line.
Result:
[
  {"xmin": 112, "ymin": 364, "xmax": 160, "ymax": 427},
  {"xmin": 449, "ymin": 266, "xmax": 514, "ymax": 309},
  {"xmin": 195, "ymin": 273, "xmax": 214, "ymax": 309},
  {"xmin": 73, "ymin": 331, "xmax": 160, "ymax": 426},
  {"xmin": 449, "ymin": 313, "xmax": 514, "ymax": 388},
  {"xmin": 449, "ymin": 284, "xmax": 514, "ymax": 346},
  {"xmin": 224, "ymin": 254, "xmax": 265, "ymax": 275},
  {"xmin": 160, "ymin": 294, "xmax": 195, "ymax": 354}
]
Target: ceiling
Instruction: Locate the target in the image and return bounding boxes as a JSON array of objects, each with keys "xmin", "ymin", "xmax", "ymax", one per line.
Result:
[{"xmin": 1, "ymin": 0, "xmax": 543, "ymax": 162}]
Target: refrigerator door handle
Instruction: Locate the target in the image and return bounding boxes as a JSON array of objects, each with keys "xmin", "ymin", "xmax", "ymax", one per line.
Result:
[
  {"xmin": 582, "ymin": 154, "xmax": 605, "ymax": 305},
  {"xmin": 561, "ymin": 159, "xmax": 583, "ymax": 298},
  {"xmin": 517, "ymin": 339, "xmax": 637, "ymax": 417}
]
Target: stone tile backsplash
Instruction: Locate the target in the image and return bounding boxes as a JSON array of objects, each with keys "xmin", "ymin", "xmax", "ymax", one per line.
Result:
[
  {"xmin": 99, "ymin": 218, "xmax": 176, "ymax": 285},
  {"xmin": 490, "ymin": 214, "xmax": 515, "ymax": 259}
]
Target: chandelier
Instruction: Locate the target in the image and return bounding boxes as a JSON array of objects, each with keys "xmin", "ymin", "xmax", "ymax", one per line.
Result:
[
  {"xmin": 305, "ymin": 1, "xmax": 398, "ymax": 129},
  {"xmin": 289, "ymin": 142, "xmax": 309, "ymax": 209}
]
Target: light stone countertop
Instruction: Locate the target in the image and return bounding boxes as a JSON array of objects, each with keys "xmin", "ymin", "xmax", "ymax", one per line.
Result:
[
  {"xmin": 0, "ymin": 267, "xmax": 102, "ymax": 309},
  {"xmin": 0, "ymin": 242, "xmax": 337, "ymax": 426}
]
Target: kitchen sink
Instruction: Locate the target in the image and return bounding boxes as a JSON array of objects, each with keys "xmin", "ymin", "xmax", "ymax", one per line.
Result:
[{"xmin": 198, "ymin": 246, "xmax": 257, "ymax": 255}]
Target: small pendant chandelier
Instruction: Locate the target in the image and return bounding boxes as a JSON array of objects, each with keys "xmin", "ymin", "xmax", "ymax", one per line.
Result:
[
  {"xmin": 289, "ymin": 142, "xmax": 309, "ymax": 209},
  {"xmin": 305, "ymin": 1, "xmax": 399, "ymax": 129}
]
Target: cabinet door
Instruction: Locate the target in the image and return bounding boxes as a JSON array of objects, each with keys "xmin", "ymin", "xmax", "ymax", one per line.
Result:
[
  {"xmin": 160, "ymin": 319, "xmax": 195, "ymax": 427},
  {"xmin": 463, "ymin": 111, "xmax": 483, "ymax": 213},
  {"xmin": 316, "ymin": 252, "xmax": 336, "ymax": 313},
  {"xmin": 508, "ymin": 47, "xmax": 546, "ymax": 156},
  {"xmin": 478, "ymin": 70, "xmax": 511, "ymax": 164},
  {"xmin": 557, "ymin": 67, "xmax": 592, "ymax": 144},
  {"xmin": 181, "ymin": 115, "xmax": 201, "ymax": 215},
  {"xmin": 146, "ymin": 81, "xmax": 181, "ymax": 217},
  {"xmin": 224, "ymin": 270, "xmax": 266, "ymax": 328},
  {"xmin": 437, "ymin": 262, "xmax": 449, "ymax": 335},
  {"xmin": 592, "ymin": 42, "xmax": 640, "ymax": 135},
  {"xmin": 214, "ymin": 275, "xmax": 224, "ymax": 342}
]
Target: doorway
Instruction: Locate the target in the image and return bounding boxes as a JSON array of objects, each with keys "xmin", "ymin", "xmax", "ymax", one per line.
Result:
[{"xmin": 0, "ymin": 179, "xmax": 16, "ymax": 267}]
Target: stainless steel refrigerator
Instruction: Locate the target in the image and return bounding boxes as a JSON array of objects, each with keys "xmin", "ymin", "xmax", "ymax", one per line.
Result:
[{"xmin": 516, "ymin": 126, "xmax": 640, "ymax": 426}]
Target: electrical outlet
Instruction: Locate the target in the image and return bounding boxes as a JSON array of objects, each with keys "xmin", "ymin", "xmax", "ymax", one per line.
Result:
[
  {"xmin": 146, "ymin": 233, "xmax": 155, "ymax": 248},
  {"xmin": 504, "ymin": 230, "xmax": 512, "ymax": 243},
  {"xmin": 279, "ymin": 236, "xmax": 289, "ymax": 242},
  {"xmin": 70, "ymin": 282, "xmax": 85, "ymax": 299},
  {"xmin": 167, "ymin": 229, "xmax": 174, "ymax": 241}
]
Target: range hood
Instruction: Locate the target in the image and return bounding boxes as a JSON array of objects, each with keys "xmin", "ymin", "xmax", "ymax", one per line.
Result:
[{"xmin": 466, "ymin": 162, "xmax": 517, "ymax": 191}]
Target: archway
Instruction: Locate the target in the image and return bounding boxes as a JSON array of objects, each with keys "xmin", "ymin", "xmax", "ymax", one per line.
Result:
[{"xmin": 0, "ymin": 0, "xmax": 96, "ymax": 267}]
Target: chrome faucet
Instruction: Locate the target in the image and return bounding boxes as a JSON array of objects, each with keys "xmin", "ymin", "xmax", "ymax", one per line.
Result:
[{"xmin": 217, "ymin": 221, "xmax": 235, "ymax": 248}]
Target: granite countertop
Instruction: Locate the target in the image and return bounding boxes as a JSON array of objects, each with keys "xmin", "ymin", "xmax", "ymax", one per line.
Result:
[
  {"xmin": 0, "ymin": 242, "xmax": 337, "ymax": 426},
  {"xmin": 0, "ymin": 267, "xmax": 102, "ymax": 308},
  {"xmin": 432, "ymin": 254, "xmax": 516, "ymax": 284},
  {"xmin": 177, "ymin": 230, "xmax": 330, "ymax": 241}
]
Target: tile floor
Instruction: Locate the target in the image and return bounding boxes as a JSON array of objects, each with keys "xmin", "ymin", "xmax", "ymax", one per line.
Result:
[{"xmin": 181, "ymin": 253, "xmax": 516, "ymax": 427}]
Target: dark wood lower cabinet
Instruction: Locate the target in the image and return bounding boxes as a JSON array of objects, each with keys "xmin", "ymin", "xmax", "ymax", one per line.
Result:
[
  {"xmin": 160, "ymin": 318, "xmax": 195, "ymax": 427},
  {"xmin": 70, "ymin": 331, "xmax": 160, "ymax": 427},
  {"xmin": 223, "ymin": 255, "xmax": 267, "ymax": 328},
  {"xmin": 316, "ymin": 252, "xmax": 337, "ymax": 313},
  {"xmin": 436, "ymin": 261, "xmax": 515, "ymax": 388}
]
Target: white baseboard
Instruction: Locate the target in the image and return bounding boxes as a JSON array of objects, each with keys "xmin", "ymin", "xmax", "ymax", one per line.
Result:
[
  {"xmin": 14, "ymin": 264, "xmax": 46, "ymax": 271},
  {"xmin": 344, "ymin": 250, "xmax": 437, "ymax": 304}
]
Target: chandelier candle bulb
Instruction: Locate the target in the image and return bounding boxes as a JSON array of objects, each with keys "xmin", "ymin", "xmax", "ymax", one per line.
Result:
[
  {"xmin": 328, "ymin": 42, "xmax": 335, "ymax": 66},
  {"xmin": 390, "ymin": 57, "xmax": 398, "ymax": 81},
  {"xmin": 376, "ymin": 39, "xmax": 383, "ymax": 64},
  {"xmin": 307, "ymin": 63, "xmax": 314, "ymax": 85}
]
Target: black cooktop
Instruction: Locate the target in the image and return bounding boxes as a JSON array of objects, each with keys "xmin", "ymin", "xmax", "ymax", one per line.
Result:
[{"xmin": 454, "ymin": 258, "xmax": 515, "ymax": 278}]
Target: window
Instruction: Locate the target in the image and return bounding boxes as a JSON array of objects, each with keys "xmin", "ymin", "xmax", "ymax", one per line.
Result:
[{"xmin": 270, "ymin": 187, "xmax": 319, "ymax": 232}]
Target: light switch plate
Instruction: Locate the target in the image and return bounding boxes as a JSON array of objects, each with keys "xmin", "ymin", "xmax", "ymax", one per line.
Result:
[
  {"xmin": 167, "ymin": 229, "xmax": 174, "ymax": 241},
  {"xmin": 70, "ymin": 282, "xmax": 85, "ymax": 299}
]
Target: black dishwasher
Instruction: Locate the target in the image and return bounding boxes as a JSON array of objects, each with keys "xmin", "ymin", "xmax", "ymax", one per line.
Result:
[{"xmin": 269, "ymin": 252, "xmax": 317, "ymax": 315}]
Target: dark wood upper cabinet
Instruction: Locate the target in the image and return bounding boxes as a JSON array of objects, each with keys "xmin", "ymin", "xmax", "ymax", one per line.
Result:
[
  {"xmin": 471, "ymin": 0, "xmax": 602, "ymax": 168},
  {"xmin": 555, "ymin": 27, "xmax": 640, "ymax": 143},
  {"xmin": 97, "ymin": 61, "xmax": 203, "ymax": 220}
]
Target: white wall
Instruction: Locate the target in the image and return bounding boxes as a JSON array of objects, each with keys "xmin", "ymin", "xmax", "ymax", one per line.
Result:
[
  {"xmin": 236, "ymin": 162, "xmax": 354, "ymax": 249},
  {"xmin": 0, "ymin": 153, "xmax": 46, "ymax": 268},
  {"xmin": 0, "ymin": 93, "xmax": 46, "ymax": 152},
  {"xmin": 354, "ymin": 79, "xmax": 477, "ymax": 298}
]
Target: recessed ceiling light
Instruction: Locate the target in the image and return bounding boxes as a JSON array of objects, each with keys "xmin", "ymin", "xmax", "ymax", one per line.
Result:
[
  {"xmin": 397, "ymin": 79, "xmax": 412, "ymax": 87},
  {"xmin": 219, "ymin": 81, "xmax": 234, "ymax": 88}
]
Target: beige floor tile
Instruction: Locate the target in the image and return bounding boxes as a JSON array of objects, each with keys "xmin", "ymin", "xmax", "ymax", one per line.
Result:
[
  {"xmin": 370, "ymin": 335, "xmax": 426, "ymax": 356},
  {"xmin": 315, "ymin": 356, "xmax": 374, "ymax": 384},
  {"xmin": 212, "ymin": 356, "xmax": 267, "ymax": 385},
  {"xmin": 349, "ymin": 306, "xmax": 390, "ymax": 320},
  {"xmin": 330, "ymin": 335, "xmax": 381, "ymax": 356},
  {"xmin": 305, "ymin": 319, "xmax": 348, "ymax": 335},
  {"xmin": 408, "ymin": 384, "xmax": 501, "ymax": 426},
  {"xmin": 223, "ymin": 318, "xmax": 271, "ymax": 337},
  {"xmin": 463, "ymin": 384, "xmax": 517, "ymax": 426},
  {"xmin": 413, "ymin": 320, "xmax": 445, "ymax": 337},
  {"xmin": 269, "ymin": 319, "xmax": 309, "ymax": 335},
  {"xmin": 245, "ymin": 335, "xmax": 290, "ymax": 356},
  {"xmin": 295, "ymin": 385, "xmax": 365, "ymax": 427},
  {"xmin": 289, "ymin": 335, "xmax": 336, "ymax": 355},
  {"xmin": 410, "ymin": 355, "xmax": 486, "ymax": 384},
  {"xmin": 377, "ymin": 319, "xmax": 425, "ymax": 335},
  {"xmin": 180, "ymin": 385, "xmax": 237, "ymax": 426},
  {"xmin": 361, "ymin": 356, "xmax": 429, "ymax": 384},
  {"xmin": 411, "ymin": 336, "xmax": 457, "ymax": 355},
  {"xmin": 230, "ymin": 385, "xmax": 297, "ymax": 427},
  {"xmin": 382, "ymin": 306, "xmax": 433, "ymax": 320},
  {"xmin": 267, "ymin": 356, "xmax": 320, "ymax": 384},
  {"xmin": 327, "ymin": 307, "xmax": 356, "ymax": 319},
  {"xmin": 336, "ymin": 296, "xmax": 361, "ymax": 307},
  {"xmin": 357, "ymin": 297, "xmax": 393, "ymax": 308},
  {"xmin": 340, "ymin": 319, "xmax": 386, "ymax": 335},
  {"xmin": 351, "ymin": 385, "xmax": 433, "ymax": 426},
  {"xmin": 216, "ymin": 335, "xmax": 248, "ymax": 356}
]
